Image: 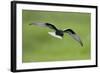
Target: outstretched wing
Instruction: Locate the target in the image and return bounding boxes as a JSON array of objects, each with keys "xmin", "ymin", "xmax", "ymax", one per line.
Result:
[
  {"xmin": 29, "ymin": 22, "xmax": 58, "ymax": 31},
  {"xmin": 64, "ymin": 29, "xmax": 83, "ymax": 46}
]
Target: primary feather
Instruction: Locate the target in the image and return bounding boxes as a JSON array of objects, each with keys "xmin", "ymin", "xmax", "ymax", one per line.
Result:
[
  {"xmin": 64, "ymin": 29, "xmax": 83, "ymax": 46},
  {"xmin": 29, "ymin": 22, "xmax": 57, "ymax": 31}
]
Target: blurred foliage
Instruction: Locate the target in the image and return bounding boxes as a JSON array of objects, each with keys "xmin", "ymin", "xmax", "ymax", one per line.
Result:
[{"xmin": 22, "ymin": 10, "xmax": 91, "ymax": 62}]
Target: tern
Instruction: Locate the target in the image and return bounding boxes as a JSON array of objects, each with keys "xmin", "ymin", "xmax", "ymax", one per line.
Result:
[{"xmin": 29, "ymin": 22, "xmax": 83, "ymax": 46}]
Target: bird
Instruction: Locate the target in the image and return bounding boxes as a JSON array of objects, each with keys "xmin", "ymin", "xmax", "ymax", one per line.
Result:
[{"xmin": 29, "ymin": 22, "xmax": 83, "ymax": 46}]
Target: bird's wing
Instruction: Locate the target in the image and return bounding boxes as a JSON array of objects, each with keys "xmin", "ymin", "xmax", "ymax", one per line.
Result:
[
  {"xmin": 64, "ymin": 29, "xmax": 83, "ymax": 46},
  {"xmin": 29, "ymin": 22, "xmax": 58, "ymax": 31}
]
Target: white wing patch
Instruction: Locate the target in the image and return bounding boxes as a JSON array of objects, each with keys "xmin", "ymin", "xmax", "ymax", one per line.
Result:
[{"xmin": 48, "ymin": 32, "xmax": 62, "ymax": 39}]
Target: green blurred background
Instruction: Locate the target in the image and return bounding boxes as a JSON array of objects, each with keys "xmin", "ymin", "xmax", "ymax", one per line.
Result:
[{"xmin": 22, "ymin": 10, "xmax": 91, "ymax": 63}]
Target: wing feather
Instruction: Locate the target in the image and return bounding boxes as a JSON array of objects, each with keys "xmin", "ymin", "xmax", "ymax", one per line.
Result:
[
  {"xmin": 64, "ymin": 29, "xmax": 83, "ymax": 46},
  {"xmin": 29, "ymin": 22, "xmax": 57, "ymax": 31}
]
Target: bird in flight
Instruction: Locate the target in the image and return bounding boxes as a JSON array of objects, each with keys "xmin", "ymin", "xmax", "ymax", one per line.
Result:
[{"xmin": 29, "ymin": 22, "xmax": 83, "ymax": 46}]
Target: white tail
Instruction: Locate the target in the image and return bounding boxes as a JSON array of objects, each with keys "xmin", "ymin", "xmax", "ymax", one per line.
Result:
[{"xmin": 48, "ymin": 32, "xmax": 62, "ymax": 39}]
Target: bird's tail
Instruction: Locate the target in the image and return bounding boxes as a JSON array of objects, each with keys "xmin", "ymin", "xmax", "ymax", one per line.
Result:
[{"xmin": 48, "ymin": 32, "xmax": 62, "ymax": 39}]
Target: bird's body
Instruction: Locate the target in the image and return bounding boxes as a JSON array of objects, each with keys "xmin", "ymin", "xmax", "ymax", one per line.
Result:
[
  {"xmin": 56, "ymin": 30, "xmax": 64, "ymax": 37},
  {"xmin": 29, "ymin": 22, "xmax": 83, "ymax": 46},
  {"xmin": 48, "ymin": 32, "xmax": 62, "ymax": 39}
]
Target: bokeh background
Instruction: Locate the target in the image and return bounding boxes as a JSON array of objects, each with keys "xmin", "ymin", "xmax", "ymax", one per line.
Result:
[{"xmin": 22, "ymin": 10, "xmax": 91, "ymax": 63}]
